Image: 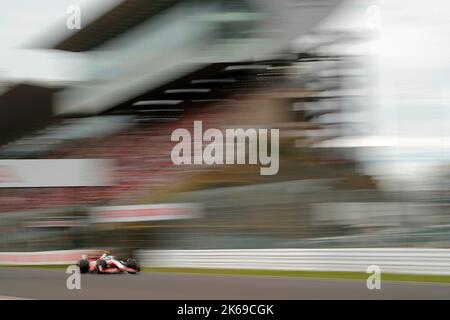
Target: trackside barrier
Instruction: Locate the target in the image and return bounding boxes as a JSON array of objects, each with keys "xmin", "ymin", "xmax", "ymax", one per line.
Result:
[
  {"xmin": 137, "ymin": 248, "xmax": 450, "ymax": 275},
  {"xmin": 0, "ymin": 250, "xmax": 103, "ymax": 265}
]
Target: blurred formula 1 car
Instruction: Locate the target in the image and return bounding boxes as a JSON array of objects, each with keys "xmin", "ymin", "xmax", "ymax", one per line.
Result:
[{"xmin": 78, "ymin": 251, "xmax": 140, "ymax": 274}]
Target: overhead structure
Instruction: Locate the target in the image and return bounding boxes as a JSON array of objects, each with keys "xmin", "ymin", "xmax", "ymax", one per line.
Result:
[{"xmin": 42, "ymin": 0, "xmax": 343, "ymax": 115}]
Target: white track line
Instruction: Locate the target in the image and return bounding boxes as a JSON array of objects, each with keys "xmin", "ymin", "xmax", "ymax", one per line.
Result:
[{"xmin": 0, "ymin": 295, "xmax": 31, "ymax": 300}]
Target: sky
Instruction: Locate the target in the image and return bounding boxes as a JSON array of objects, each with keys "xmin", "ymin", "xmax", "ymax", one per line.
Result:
[
  {"xmin": 364, "ymin": 0, "xmax": 450, "ymax": 188},
  {"xmin": 306, "ymin": 0, "xmax": 450, "ymax": 189}
]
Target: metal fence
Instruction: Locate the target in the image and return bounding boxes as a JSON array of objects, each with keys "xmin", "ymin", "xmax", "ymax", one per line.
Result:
[{"xmin": 137, "ymin": 248, "xmax": 450, "ymax": 275}]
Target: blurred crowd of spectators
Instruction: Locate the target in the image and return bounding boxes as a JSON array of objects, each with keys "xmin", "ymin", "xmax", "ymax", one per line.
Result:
[{"xmin": 0, "ymin": 104, "xmax": 229, "ymax": 213}]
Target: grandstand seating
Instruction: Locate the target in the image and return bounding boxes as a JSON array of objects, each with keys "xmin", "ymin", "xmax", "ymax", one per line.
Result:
[{"xmin": 0, "ymin": 56, "xmax": 359, "ymax": 214}]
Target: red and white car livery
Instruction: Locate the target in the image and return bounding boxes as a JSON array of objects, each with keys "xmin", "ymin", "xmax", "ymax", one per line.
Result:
[{"xmin": 78, "ymin": 252, "xmax": 140, "ymax": 274}]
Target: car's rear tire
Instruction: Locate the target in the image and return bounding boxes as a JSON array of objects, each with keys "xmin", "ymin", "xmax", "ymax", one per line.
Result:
[
  {"xmin": 78, "ymin": 259, "xmax": 90, "ymax": 273},
  {"xmin": 96, "ymin": 259, "xmax": 107, "ymax": 273}
]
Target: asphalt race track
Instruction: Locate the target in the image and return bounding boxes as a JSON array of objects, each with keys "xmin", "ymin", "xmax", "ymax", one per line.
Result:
[{"xmin": 1, "ymin": 267, "xmax": 450, "ymax": 299}]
